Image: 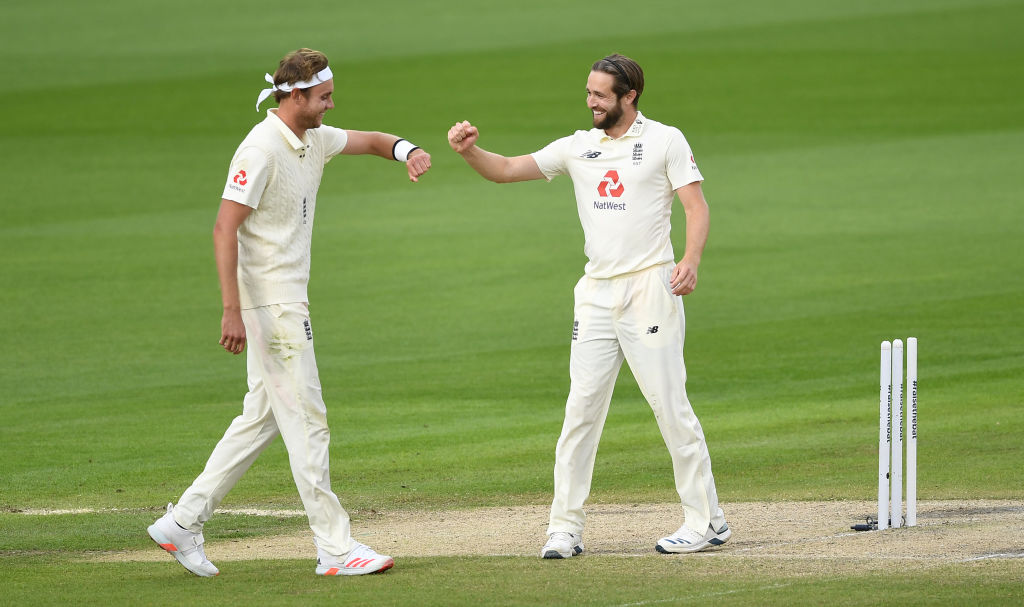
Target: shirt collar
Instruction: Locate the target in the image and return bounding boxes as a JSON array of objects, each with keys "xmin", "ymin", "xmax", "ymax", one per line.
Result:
[
  {"xmin": 597, "ymin": 111, "xmax": 647, "ymax": 142},
  {"xmin": 267, "ymin": 109, "xmax": 308, "ymax": 151}
]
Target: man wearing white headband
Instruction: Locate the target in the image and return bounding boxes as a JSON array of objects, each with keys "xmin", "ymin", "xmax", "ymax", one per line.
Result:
[{"xmin": 148, "ymin": 48, "xmax": 430, "ymax": 578}]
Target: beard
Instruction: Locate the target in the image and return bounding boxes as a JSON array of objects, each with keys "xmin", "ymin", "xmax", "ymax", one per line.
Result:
[
  {"xmin": 301, "ymin": 111, "xmax": 324, "ymax": 130},
  {"xmin": 593, "ymin": 100, "xmax": 625, "ymax": 130}
]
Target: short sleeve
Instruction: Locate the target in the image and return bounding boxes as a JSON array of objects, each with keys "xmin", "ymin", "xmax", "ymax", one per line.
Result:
[
  {"xmin": 222, "ymin": 146, "xmax": 270, "ymax": 208},
  {"xmin": 318, "ymin": 125, "xmax": 348, "ymax": 160},
  {"xmin": 665, "ymin": 128, "xmax": 703, "ymax": 190},
  {"xmin": 530, "ymin": 135, "xmax": 573, "ymax": 181}
]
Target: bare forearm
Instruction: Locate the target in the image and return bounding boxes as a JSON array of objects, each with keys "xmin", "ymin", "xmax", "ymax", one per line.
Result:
[
  {"xmin": 213, "ymin": 227, "xmax": 241, "ymax": 311},
  {"xmin": 682, "ymin": 203, "xmax": 709, "ymax": 265},
  {"xmin": 367, "ymin": 132, "xmax": 405, "ymax": 160},
  {"xmin": 459, "ymin": 145, "xmax": 521, "ymax": 183},
  {"xmin": 346, "ymin": 131, "xmax": 417, "ymax": 160},
  {"xmin": 677, "ymin": 182, "xmax": 710, "ymax": 265},
  {"xmin": 669, "ymin": 183, "xmax": 710, "ymax": 296},
  {"xmin": 447, "ymin": 121, "xmax": 542, "ymax": 183},
  {"xmin": 212, "ymin": 199, "xmax": 252, "ymax": 353},
  {"xmin": 342, "ymin": 130, "xmax": 432, "ymax": 182}
]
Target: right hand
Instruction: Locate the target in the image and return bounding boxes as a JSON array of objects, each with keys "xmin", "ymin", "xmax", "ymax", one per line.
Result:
[
  {"xmin": 448, "ymin": 121, "xmax": 479, "ymax": 154},
  {"xmin": 220, "ymin": 309, "xmax": 246, "ymax": 355}
]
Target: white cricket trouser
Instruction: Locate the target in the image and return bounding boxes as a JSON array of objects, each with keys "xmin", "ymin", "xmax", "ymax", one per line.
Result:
[
  {"xmin": 173, "ymin": 302, "xmax": 355, "ymax": 556},
  {"xmin": 548, "ymin": 263, "xmax": 725, "ymax": 536}
]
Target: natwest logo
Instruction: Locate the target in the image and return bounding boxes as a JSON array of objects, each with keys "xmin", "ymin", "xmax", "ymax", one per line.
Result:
[
  {"xmin": 233, "ymin": 170, "xmax": 248, "ymax": 186},
  {"xmin": 597, "ymin": 170, "xmax": 624, "ymax": 197}
]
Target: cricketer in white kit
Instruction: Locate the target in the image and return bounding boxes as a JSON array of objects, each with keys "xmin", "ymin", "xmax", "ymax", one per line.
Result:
[
  {"xmin": 147, "ymin": 48, "xmax": 431, "ymax": 577},
  {"xmin": 448, "ymin": 54, "xmax": 729, "ymax": 557}
]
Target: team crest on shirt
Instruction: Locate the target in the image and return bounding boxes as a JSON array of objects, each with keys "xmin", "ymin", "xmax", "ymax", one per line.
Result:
[{"xmin": 632, "ymin": 143, "xmax": 643, "ymax": 165}]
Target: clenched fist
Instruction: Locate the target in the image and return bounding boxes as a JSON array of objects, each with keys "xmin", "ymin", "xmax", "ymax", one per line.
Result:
[{"xmin": 448, "ymin": 121, "xmax": 479, "ymax": 154}]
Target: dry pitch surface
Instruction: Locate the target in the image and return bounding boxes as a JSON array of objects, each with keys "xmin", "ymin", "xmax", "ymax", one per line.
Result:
[{"xmin": 91, "ymin": 500, "xmax": 1024, "ymax": 573}]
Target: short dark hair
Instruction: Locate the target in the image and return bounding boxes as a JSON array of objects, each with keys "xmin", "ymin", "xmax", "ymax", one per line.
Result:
[
  {"xmin": 272, "ymin": 48, "xmax": 330, "ymax": 103},
  {"xmin": 591, "ymin": 54, "xmax": 644, "ymax": 108}
]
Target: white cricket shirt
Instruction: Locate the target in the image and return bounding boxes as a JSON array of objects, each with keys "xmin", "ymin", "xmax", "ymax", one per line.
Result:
[
  {"xmin": 531, "ymin": 112, "xmax": 703, "ymax": 278},
  {"xmin": 221, "ymin": 109, "xmax": 348, "ymax": 309}
]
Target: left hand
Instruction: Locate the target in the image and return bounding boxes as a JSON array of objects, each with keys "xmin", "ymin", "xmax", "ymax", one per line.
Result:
[
  {"xmin": 670, "ymin": 259, "xmax": 699, "ymax": 296},
  {"xmin": 407, "ymin": 149, "xmax": 432, "ymax": 182}
]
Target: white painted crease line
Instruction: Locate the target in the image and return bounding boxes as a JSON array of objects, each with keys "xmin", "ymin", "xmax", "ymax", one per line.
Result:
[
  {"xmin": 733, "ymin": 519, "xmax": 953, "ymax": 554},
  {"xmin": 217, "ymin": 508, "xmax": 305, "ymax": 517},
  {"xmin": 614, "ymin": 582, "xmax": 793, "ymax": 606},
  {"xmin": 12, "ymin": 507, "xmax": 306, "ymax": 517},
  {"xmin": 15, "ymin": 509, "xmax": 102, "ymax": 515},
  {"xmin": 957, "ymin": 552, "xmax": 1024, "ymax": 562},
  {"xmin": 733, "ymin": 530, "xmax": 866, "ymax": 553},
  {"xmin": 710, "ymin": 554, "xmax": 962, "ymax": 562}
]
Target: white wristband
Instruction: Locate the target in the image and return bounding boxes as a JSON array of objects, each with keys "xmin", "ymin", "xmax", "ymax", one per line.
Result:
[{"xmin": 392, "ymin": 139, "xmax": 420, "ymax": 162}]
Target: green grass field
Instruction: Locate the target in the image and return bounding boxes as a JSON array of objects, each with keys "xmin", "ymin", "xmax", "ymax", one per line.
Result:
[{"xmin": 2, "ymin": 0, "xmax": 1022, "ymax": 604}]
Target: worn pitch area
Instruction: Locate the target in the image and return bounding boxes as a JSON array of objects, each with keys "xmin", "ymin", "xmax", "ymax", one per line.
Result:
[{"xmin": 87, "ymin": 500, "xmax": 1024, "ymax": 572}]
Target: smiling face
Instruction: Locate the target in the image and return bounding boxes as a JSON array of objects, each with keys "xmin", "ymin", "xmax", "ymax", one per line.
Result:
[
  {"xmin": 293, "ymin": 80, "xmax": 335, "ymax": 130},
  {"xmin": 586, "ymin": 70, "xmax": 633, "ymax": 133}
]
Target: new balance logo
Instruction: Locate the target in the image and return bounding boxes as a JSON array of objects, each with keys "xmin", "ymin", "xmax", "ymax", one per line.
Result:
[
  {"xmin": 580, "ymin": 150, "xmax": 602, "ymax": 159},
  {"xmin": 646, "ymin": 326, "xmax": 659, "ymax": 334},
  {"xmin": 303, "ymin": 319, "xmax": 313, "ymax": 341},
  {"xmin": 572, "ymin": 320, "xmax": 579, "ymax": 341}
]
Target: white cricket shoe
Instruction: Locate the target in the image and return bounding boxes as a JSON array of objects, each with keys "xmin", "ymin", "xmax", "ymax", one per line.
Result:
[
  {"xmin": 656, "ymin": 522, "xmax": 731, "ymax": 554},
  {"xmin": 316, "ymin": 542, "xmax": 394, "ymax": 576},
  {"xmin": 541, "ymin": 531, "xmax": 584, "ymax": 559},
  {"xmin": 147, "ymin": 503, "xmax": 219, "ymax": 576}
]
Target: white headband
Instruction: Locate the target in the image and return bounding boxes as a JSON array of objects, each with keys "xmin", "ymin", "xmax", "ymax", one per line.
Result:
[{"xmin": 255, "ymin": 66, "xmax": 334, "ymax": 111}]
